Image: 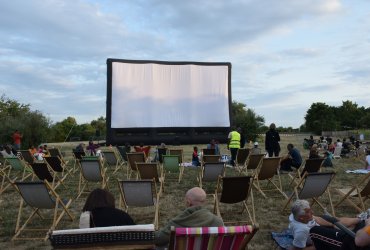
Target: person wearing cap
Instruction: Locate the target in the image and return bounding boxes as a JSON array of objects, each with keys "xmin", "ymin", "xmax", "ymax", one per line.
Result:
[{"xmin": 250, "ymin": 141, "xmax": 262, "ymax": 155}]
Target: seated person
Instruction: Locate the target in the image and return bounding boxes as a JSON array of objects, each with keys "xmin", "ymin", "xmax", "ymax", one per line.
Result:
[
  {"xmin": 250, "ymin": 141, "xmax": 262, "ymax": 155},
  {"xmin": 308, "ymin": 144, "xmax": 321, "ymax": 159},
  {"xmin": 322, "ymin": 151, "xmax": 333, "ymax": 167},
  {"xmin": 86, "ymin": 141, "xmax": 100, "ymax": 156},
  {"xmin": 29, "ymin": 145, "xmax": 37, "ymax": 156},
  {"xmin": 355, "ymin": 218, "xmax": 370, "ymax": 247},
  {"xmin": 280, "ymin": 144, "xmax": 302, "ymax": 171},
  {"xmin": 289, "ymin": 199, "xmax": 361, "ymax": 250},
  {"xmin": 79, "ymin": 188, "xmax": 135, "ymax": 228},
  {"xmin": 206, "ymin": 139, "xmax": 220, "ymax": 155},
  {"xmin": 134, "ymin": 143, "xmax": 151, "ymax": 159},
  {"xmin": 154, "ymin": 143, "xmax": 167, "ymax": 163},
  {"xmin": 75, "ymin": 143, "xmax": 85, "ymax": 153},
  {"xmin": 0, "ymin": 145, "xmax": 15, "ymax": 157},
  {"xmin": 155, "ymin": 187, "xmax": 223, "ymax": 247},
  {"xmin": 192, "ymin": 146, "xmax": 201, "ymax": 166}
]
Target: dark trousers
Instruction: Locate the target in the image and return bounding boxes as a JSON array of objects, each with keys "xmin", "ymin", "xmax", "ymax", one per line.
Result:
[
  {"xmin": 230, "ymin": 148, "xmax": 238, "ymax": 166},
  {"xmin": 310, "ymin": 226, "xmax": 344, "ymax": 250},
  {"xmin": 280, "ymin": 158, "xmax": 300, "ymax": 171},
  {"xmin": 267, "ymin": 148, "xmax": 280, "ymax": 157}
]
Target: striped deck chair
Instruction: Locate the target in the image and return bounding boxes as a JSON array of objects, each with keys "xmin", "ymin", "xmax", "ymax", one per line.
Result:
[{"xmin": 168, "ymin": 225, "xmax": 259, "ymax": 250}]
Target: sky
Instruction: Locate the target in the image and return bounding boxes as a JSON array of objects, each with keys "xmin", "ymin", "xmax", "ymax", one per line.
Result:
[{"xmin": 0, "ymin": 0, "xmax": 369, "ymax": 128}]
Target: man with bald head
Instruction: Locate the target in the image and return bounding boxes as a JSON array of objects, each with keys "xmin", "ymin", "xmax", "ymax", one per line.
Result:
[{"xmin": 155, "ymin": 187, "xmax": 224, "ymax": 247}]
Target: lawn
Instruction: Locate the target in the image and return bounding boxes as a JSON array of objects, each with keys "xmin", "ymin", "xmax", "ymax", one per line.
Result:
[{"xmin": 0, "ymin": 134, "xmax": 367, "ymax": 249}]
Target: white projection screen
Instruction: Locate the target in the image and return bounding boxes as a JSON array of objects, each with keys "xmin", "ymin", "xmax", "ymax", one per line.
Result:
[{"xmin": 106, "ymin": 59, "xmax": 232, "ymax": 145}]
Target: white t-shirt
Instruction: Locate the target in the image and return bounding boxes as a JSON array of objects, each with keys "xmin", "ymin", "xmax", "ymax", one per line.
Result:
[{"xmin": 288, "ymin": 214, "xmax": 319, "ymax": 248}]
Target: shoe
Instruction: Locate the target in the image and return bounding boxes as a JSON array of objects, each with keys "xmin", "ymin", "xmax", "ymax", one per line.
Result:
[{"xmin": 357, "ymin": 209, "xmax": 370, "ymax": 220}]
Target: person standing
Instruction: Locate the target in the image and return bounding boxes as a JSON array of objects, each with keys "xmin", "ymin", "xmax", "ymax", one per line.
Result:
[
  {"xmin": 227, "ymin": 127, "xmax": 241, "ymax": 166},
  {"xmin": 265, "ymin": 123, "xmax": 280, "ymax": 157},
  {"xmin": 12, "ymin": 130, "xmax": 22, "ymax": 150}
]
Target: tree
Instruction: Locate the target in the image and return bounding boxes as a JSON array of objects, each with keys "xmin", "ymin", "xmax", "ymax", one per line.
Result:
[{"xmin": 304, "ymin": 102, "xmax": 337, "ymax": 134}]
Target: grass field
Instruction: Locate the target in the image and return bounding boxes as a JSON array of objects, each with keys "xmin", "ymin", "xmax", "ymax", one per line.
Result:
[{"xmin": 0, "ymin": 134, "xmax": 368, "ymax": 249}]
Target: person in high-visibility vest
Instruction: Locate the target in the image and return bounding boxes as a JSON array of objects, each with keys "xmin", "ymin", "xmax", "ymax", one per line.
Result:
[{"xmin": 227, "ymin": 127, "xmax": 241, "ymax": 166}]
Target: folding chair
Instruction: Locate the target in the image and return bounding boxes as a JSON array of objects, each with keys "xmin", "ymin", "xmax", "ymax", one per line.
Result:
[
  {"xmin": 235, "ymin": 148, "xmax": 250, "ymax": 173},
  {"xmin": 12, "ymin": 180, "xmax": 74, "ymax": 241},
  {"xmin": 162, "ymin": 155, "xmax": 182, "ymax": 184},
  {"xmin": 30, "ymin": 162, "xmax": 66, "ymax": 190},
  {"xmin": 202, "ymin": 154, "xmax": 221, "ymax": 165},
  {"xmin": 126, "ymin": 152, "xmax": 146, "ymax": 179},
  {"xmin": 168, "ymin": 149, "xmax": 184, "ymax": 164},
  {"xmin": 243, "ymin": 153, "xmax": 264, "ymax": 175},
  {"xmin": 77, "ymin": 157, "xmax": 109, "ymax": 199},
  {"xmin": 198, "ymin": 162, "xmax": 225, "ymax": 190},
  {"xmin": 19, "ymin": 150, "xmax": 36, "ymax": 165},
  {"xmin": 48, "ymin": 148, "xmax": 69, "ymax": 165},
  {"xmin": 44, "ymin": 156, "xmax": 72, "ymax": 178},
  {"xmin": 168, "ymin": 224, "xmax": 259, "ymax": 250},
  {"xmin": 102, "ymin": 150, "xmax": 125, "ymax": 174},
  {"xmin": 202, "ymin": 148, "xmax": 216, "ymax": 155},
  {"xmin": 0, "ymin": 157, "xmax": 33, "ymax": 194},
  {"xmin": 282, "ymin": 172, "xmax": 336, "ymax": 215},
  {"xmin": 214, "ymin": 176, "xmax": 256, "ymax": 225},
  {"xmin": 118, "ymin": 180, "xmax": 160, "ymax": 229},
  {"xmin": 116, "ymin": 145, "xmax": 129, "ymax": 162},
  {"xmin": 136, "ymin": 162, "xmax": 164, "ymax": 195},
  {"xmin": 72, "ymin": 150, "xmax": 86, "ymax": 172},
  {"xmin": 49, "ymin": 224, "xmax": 155, "ymax": 249},
  {"xmin": 254, "ymin": 157, "xmax": 287, "ymax": 199},
  {"xmin": 334, "ymin": 172, "xmax": 370, "ymax": 213},
  {"xmin": 288, "ymin": 158, "xmax": 323, "ymax": 187}
]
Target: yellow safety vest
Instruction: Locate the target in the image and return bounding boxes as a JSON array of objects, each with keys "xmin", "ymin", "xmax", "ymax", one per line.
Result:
[{"xmin": 229, "ymin": 131, "xmax": 241, "ymax": 148}]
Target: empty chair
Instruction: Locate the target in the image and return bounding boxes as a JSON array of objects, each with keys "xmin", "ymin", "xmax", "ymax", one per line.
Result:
[
  {"xmin": 202, "ymin": 154, "xmax": 221, "ymax": 165},
  {"xmin": 1, "ymin": 157, "xmax": 33, "ymax": 194},
  {"xmin": 168, "ymin": 149, "xmax": 184, "ymax": 164},
  {"xmin": 118, "ymin": 180, "xmax": 160, "ymax": 229},
  {"xmin": 214, "ymin": 176, "xmax": 255, "ymax": 224},
  {"xmin": 202, "ymin": 148, "xmax": 216, "ymax": 156},
  {"xmin": 168, "ymin": 225, "xmax": 259, "ymax": 250},
  {"xmin": 12, "ymin": 181, "xmax": 74, "ymax": 241},
  {"xmin": 289, "ymin": 158, "xmax": 323, "ymax": 187},
  {"xmin": 254, "ymin": 157, "xmax": 287, "ymax": 199},
  {"xmin": 162, "ymin": 155, "xmax": 183, "ymax": 184},
  {"xmin": 48, "ymin": 148, "xmax": 69, "ymax": 165},
  {"xmin": 137, "ymin": 162, "xmax": 164, "ymax": 195},
  {"xmin": 44, "ymin": 156, "xmax": 72, "ymax": 178},
  {"xmin": 198, "ymin": 162, "xmax": 225, "ymax": 190},
  {"xmin": 235, "ymin": 148, "xmax": 250, "ymax": 173},
  {"xmin": 31, "ymin": 162, "xmax": 67, "ymax": 190},
  {"xmin": 102, "ymin": 150, "xmax": 125, "ymax": 173},
  {"xmin": 19, "ymin": 150, "xmax": 36, "ymax": 165},
  {"xmin": 244, "ymin": 153, "xmax": 264, "ymax": 175},
  {"xmin": 126, "ymin": 152, "xmax": 146, "ymax": 179},
  {"xmin": 282, "ymin": 172, "xmax": 336, "ymax": 215}
]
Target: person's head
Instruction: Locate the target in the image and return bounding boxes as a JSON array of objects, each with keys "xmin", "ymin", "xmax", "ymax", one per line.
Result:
[
  {"xmin": 193, "ymin": 146, "xmax": 198, "ymax": 152},
  {"xmin": 185, "ymin": 187, "xmax": 206, "ymax": 207},
  {"xmin": 310, "ymin": 135, "xmax": 313, "ymax": 140},
  {"xmin": 287, "ymin": 143, "xmax": 294, "ymax": 151},
  {"xmin": 311, "ymin": 144, "xmax": 318, "ymax": 150},
  {"xmin": 82, "ymin": 188, "xmax": 115, "ymax": 212},
  {"xmin": 160, "ymin": 142, "xmax": 166, "ymax": 148},
  {"xmin": 210, "ymin": 139, "xmax": 216, "ymax": 145},
  {"xmin": 89, "ymin": 140, "xmax": 93, "ymax": 146},
  {"xmin": 291, "ymin": 199, "xmax": 313, "ymax": 223},
  {"xmin": 254, "ymin": 141, "xmax": 259, "ymax": 148},
  {"xmin": 269, "ymin": 123, "xmax": 276, "ymax": 130}
]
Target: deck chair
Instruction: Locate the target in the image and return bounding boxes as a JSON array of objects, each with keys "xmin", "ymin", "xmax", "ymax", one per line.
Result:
[
  {"xmin": 72, "ymin": 150, "xmax": 86, "ymax": 172},
  {"xmin": 333, "ymin": 147, "xmax": 342, "ymax": 159},
  {"xmin": 235, "ymin": 148, "xmax": 250, "ymax": 173},
  {"xmin": 0, "ymin": 157, "xmax": 33, "ymax": 194},
  {"xmin": 102, "ymin": 150, "xmax": 125, "ymax": 173},
  {"xmin": 289, "ymin": 158, "xmax": 323, "ymax": 187},
  {"xmin": 44, "ymin": 156, "xmax": 72, "ymax": 179},
  {"xmin": 243, "ymin": 153, "xmax": 264, "ymax": 175},
  {"xmin": 254, "ymin": 157, "xmax": 287, "ymax": 199},
  {"xmin": 162, "ymin": 155, "xmax": 183, "ymax": 184},
  {"xmin": 118, "ymin": 180, "xmax": 160, "ymax": 229},
  {"xmin": 48, "ymin": 148, "xmax": 69, "ymax": 165},
  {"xmin": 202, "ymin": 148, "xmax": 216, "ymax": 155},
  {"xmin": 12, "ymin": 181, "xmax": 74, "ymax": 241},
  {"xmin": 198, "ymin": 162, "xmax": 225, "ymax": 190},
  {"xmin": 334, "ymin": 172, "xmax": 370, "ymax": 213},
  {"xmin": 30, "ymin": 162, "xmax": 66, "ymax": 190},
  {"xmin": 157, "ymin": 147, "xmax": 167, "ymax": 163},
  {"xmin": 136, "ymin": 162, "xmax": 164, "ymax": 195},
  {"xmin": 116, "ymin": 145, "xmax": 129, "ymax": 162},
  {"xmin": 202, "ymin": 154, "xmax": 221, "ymax": 165},
  {"xmin": 49, "ymin": 224, "xmax": 155, "ymax": 249},
  {"xmin": 282, "ymin": 172, "xmax": 336, "ymax": 215},
  {"xmin": 77, "ymin": 157, "xmax": 109, "ymax": 199},
  {"xmin": 19, "ymin": 150, "xmax": 36, "ymax": 165},
  {"xmin": 168, "ymin": 224, "xmax": 259, "ymax": 250},
  {"xmin": 127, "ymin": 152, "xmax": 146, "ymax": 179},
  {"xmin": 168, "ymin": 149, "xmax": 184, "ymax": 164},
  {"xmin": 214, "ymin": 176, "xmax": 256, "ymax": 225}
]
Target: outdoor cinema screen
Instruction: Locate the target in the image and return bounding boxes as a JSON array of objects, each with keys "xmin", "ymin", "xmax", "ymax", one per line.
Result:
[{"xmin": 106, "ymin": 59, "xmax": 232, "ymax": 145}]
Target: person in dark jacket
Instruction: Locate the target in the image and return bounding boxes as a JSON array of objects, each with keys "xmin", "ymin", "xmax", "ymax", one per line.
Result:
[{"xmin": 265, "ymin": 123, "xmax": 281, "ymax": 157}]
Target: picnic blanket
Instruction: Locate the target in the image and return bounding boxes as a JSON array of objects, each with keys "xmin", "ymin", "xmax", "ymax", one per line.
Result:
[
  {"xmin": 271, "ymin": 229, "xmax": 293, "ymax": 250},
  {"xmin": 345, "ymin": 169, "xmax": 370, "ymax": 174}
]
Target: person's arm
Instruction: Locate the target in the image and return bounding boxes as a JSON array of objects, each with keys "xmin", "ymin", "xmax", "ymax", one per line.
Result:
[{"xmin": 355, "ymin": 219, "xmax": 370, "ymax": 247}]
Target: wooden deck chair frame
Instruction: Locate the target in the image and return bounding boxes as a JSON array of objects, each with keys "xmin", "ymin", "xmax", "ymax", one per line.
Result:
[
  {"xmin": 19, "ymin": 150, "xmax": 36, "ymax": 165},
  {"xmin": 334, "ymin": 172, "xmax": 370, "ymax": 213},
  {"xmin": 168, "ymin": 224, "xmax": 259, "ymax": 250},
  {"xmin": 214, "ymin": 176, "xmax": 256, "ymax": 225},
  {"xmin": 235, "ymin": 148, "xmax": 250, "ymax": 174},
  {"xmin": 282, "ymin": 172, "xmax": 336, "ymax": 215},
  {"xmin": 102, "ymin": 150, "xmax": 125, "ymax": 174},
  {"xmin": 126, "ymin": 152, "xmax": 146, "ymax": 180},
  {"xmin": 254, "ymin": 157, "xmax": 287, "ymax": 199},
  {"xmin": 288, "ymin": 158, "xmax": 323, "ymax": 187},
  {"xmin": 162, "ymin": 155, "xmax": 182, "ymax": 184},
  {"xmin": 30, "ymin": 162, "xmax": 67, "ymax": 190},
  {"xmin": 77, "ymin": 157, "xmax": 109, "ymax": 199},
  {"xmin": 198, "ymin": 162, "xmax": 225, "ymax": 190},
  {"xmin": 136, "ymin": 162, "xmax": 164, "ymax": 195},
  {"xmin": 48, "ymin": 148, "xmax": 69, "ymax": 165},
  {"xmin": 12, "ymin": 180, "xmax": 74, "ymax": 241},
  {"xmin": 202, "ymin": 154, "xmax": 221, "ymax": 165},
  {"xmin": 44, "ymin": 156, "xmax": 72, "ymax": 179},
  {"xmin": 1, "ymin": 157, "xmax": 33, "ymax": 194},
  {"xmin": 202, "ymin": 148, "xmax": 216, "ymax": 155},
  {"xmin": 243, "ymin": 153, "xmax": 264, "ymax": 175},
  {"xmin": 118, "ymin": 179, "xmax": 160, "ymax": 229}
]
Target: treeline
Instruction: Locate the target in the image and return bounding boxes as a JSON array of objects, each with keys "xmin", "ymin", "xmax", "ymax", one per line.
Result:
[{"xmin": 1, "ymin": 95, "xmax": 369, "ymax": 149}]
